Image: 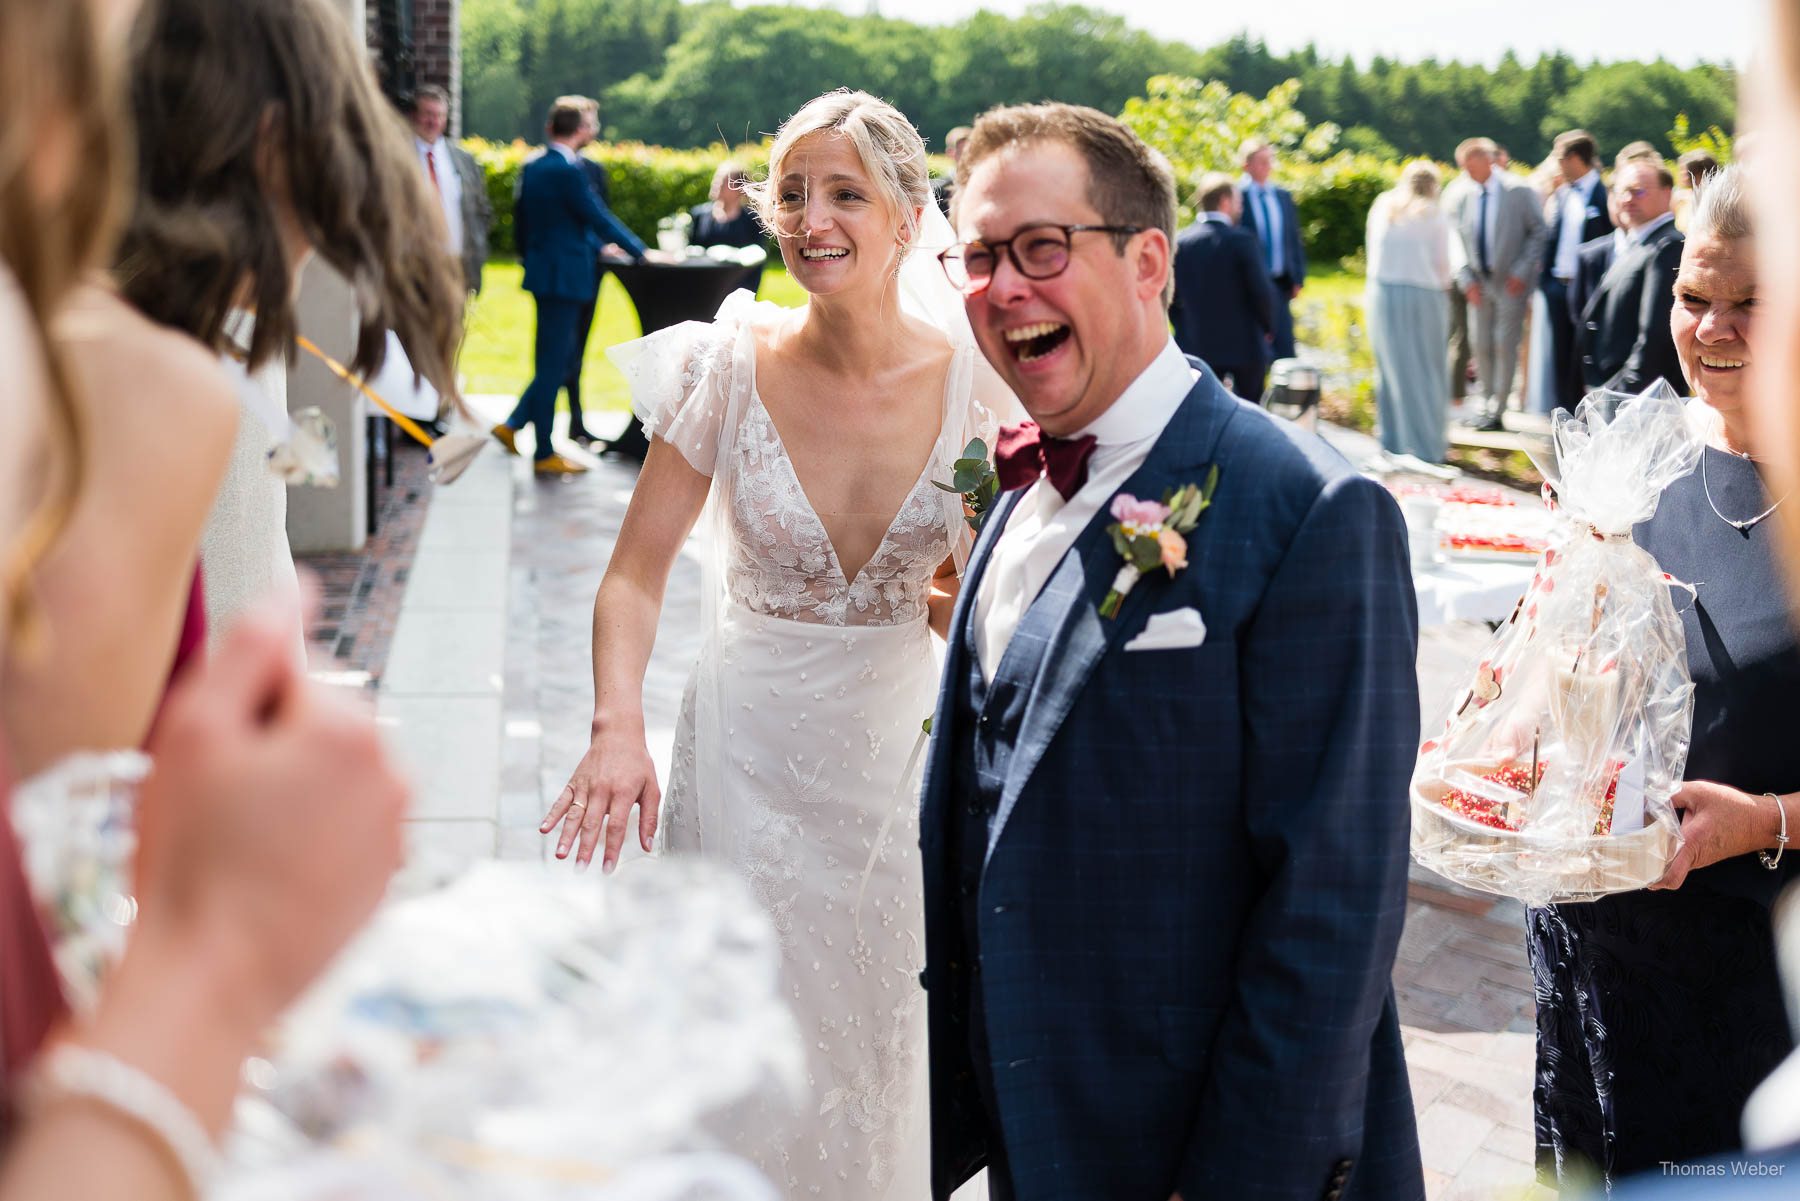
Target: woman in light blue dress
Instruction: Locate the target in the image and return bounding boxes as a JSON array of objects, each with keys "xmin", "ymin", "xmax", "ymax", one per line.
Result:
[{"xmin": 1365, "ymin": 161, "xmax": 1452, "ymax": 462}]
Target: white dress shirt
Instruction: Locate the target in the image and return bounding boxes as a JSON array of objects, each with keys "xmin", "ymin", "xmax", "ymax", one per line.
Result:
[
  {"xmin": 415, "ymin": 135, "xmax": 464, "ymax": 255},
  {"xmin": 1241, "ymin": 178, "xmax": 1286, "ymax": 279},
  {"xmin": 973, "ymin": 339, "xmax": 1198, "ymax": 681},
  {"xmin": 1553, "ymin": 169, "xmax": 1602, "ymax": 280}
]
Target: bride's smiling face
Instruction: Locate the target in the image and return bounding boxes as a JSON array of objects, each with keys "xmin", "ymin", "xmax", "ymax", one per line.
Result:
[{"xmin": 773, "ymin": 132, "xmax": 903, "ymax": 296}]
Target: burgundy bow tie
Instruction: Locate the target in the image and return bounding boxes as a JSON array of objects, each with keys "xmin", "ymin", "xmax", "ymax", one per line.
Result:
[{"xmin": 994, "ymin": 420, "xmax": 1098, "ymax": 500}]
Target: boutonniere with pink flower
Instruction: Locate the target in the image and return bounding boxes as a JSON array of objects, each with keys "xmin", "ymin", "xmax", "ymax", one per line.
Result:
[{"xmin": 1100, "ymin": 466, "xmax": 1220, "ymax": 618}]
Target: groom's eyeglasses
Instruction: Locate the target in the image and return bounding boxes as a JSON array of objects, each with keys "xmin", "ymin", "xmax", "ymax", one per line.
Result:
[{"xmin": 938, "ymin": 223, "xmax": 1143, "ymax": 293}]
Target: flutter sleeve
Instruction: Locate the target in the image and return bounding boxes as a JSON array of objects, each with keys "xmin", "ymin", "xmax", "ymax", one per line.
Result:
[{"xmin": 605, "ymin": 288, "xmax": 761, "ymax": 477}]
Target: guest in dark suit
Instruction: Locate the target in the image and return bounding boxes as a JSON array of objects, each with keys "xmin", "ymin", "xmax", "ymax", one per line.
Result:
[
  {"xmin": 1568, "ymin": 233, "xmax": 1615, "ymax": 324},
  {"xmin": 1540, "ymin": 130, "xmax": 1616, "ymax": 411},
  {"xmin": 927, "ymin": 101, "xmax": 1423, "ymax": 1201},
  {"xmin": 1236, "ymin": 137, "xmax": 1307, "ymax": 360},
  {"xmin": 493, "ymin": 99, "xmax": 648, "ymax": 475},
  {"xmin": 1170, "ymin": 172, "xmax": 1275, "ymax": 399},
  {"xmin": 554, "ymin": 96, "xmax": 613, "ymax": 448},
  {"xmin": 688, "ymin": 159, "xmax": 766, "ymax": 294},
  {"xmin": 1577, "ymin": 160, "xmax": 1685, "ymax": 396}
]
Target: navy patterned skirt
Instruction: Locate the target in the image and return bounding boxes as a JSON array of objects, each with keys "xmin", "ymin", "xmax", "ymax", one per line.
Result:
[{"xmin": 1528, "ymin": 879, "xmax": 1793, "ymax": 1191}]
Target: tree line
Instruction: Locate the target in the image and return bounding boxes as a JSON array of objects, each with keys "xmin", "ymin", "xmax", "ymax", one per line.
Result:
[{"xmin": 463, "ymin": 0, "xmax": 1738, "ymax": 163}]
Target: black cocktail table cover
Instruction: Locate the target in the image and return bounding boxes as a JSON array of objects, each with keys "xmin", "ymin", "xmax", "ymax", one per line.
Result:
[{"xmin": 604, "ymin": 260, "xmax": 760, "ymax": 459}]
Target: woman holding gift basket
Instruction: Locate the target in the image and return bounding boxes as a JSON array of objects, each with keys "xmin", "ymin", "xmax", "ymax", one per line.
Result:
[{"xmin": 1519, "ymin": 166, "xmax": 1800, "ymax": 1188}]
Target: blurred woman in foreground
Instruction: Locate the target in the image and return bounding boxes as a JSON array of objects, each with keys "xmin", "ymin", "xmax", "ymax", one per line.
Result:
[{"xmin": 0, "ymin": 2, "xmax": 409, "ymax": 1197}]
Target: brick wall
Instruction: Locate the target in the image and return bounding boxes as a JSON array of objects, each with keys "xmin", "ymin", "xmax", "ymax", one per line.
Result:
[
  {"xmin": 416, "ymin": 0, "xmax": 462, "ymax": 135},
  {"xmin": 362, "ymin": 0, "xmax": 461, "ymax": 133}
]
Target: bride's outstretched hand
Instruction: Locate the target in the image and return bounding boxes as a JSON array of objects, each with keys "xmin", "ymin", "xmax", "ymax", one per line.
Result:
[{"xmin": 540, "ymin": 726, "xmax": 660, "ymax": 873}]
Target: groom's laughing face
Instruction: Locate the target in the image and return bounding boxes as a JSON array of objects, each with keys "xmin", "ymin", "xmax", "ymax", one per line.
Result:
[{"xmin": 956, "ymin": 140, "xmax": 1166, "ymax": 437}]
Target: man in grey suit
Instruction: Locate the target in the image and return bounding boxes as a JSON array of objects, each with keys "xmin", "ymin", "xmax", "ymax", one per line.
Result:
[
  {"xmin": 410, "ymin": 84, "xmax": 493, "ymax": 295},
  {"xmin": 1447, "ymin": 137, "xmax": 1547, "ymax": 431}
]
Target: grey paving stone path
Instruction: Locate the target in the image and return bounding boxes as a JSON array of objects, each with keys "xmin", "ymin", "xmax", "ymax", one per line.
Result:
[{"xmin": 380, "ymin": 402, "xmax": 1550, "ymax": 1199}]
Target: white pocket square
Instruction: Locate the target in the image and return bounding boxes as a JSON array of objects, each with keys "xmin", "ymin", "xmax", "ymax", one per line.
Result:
[{"xmin": 1123, "ymin": 606, "xmax": 1207, "ymax": 651}]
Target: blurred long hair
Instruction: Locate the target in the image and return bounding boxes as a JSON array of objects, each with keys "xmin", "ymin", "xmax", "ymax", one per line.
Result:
[
  {"xmin": 0, "ymin": 0, "xmax": 127, "ymax": 647},
  {"xmin": 115, "ymin": 0, "xmax": 463, "ymax": 394},
  {"xmin": 1384, "ymin": 160, "xmax": 1442, "ymax": 222}
]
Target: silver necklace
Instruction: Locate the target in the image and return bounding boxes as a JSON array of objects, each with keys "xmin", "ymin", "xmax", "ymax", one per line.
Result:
[{"xmin": 1701, "ymin": 451, "xmax": 1785, "ymax": 534}]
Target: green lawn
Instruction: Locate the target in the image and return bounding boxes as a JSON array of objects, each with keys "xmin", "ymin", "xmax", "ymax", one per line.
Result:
[
  {"xmin": 1302, "ymin": 267, "xmax": 1365, "ymax": 304},
  {"xmin": 460, "ymin": 256, "xmax": 1367, "ymax": 405},
  {"xmin": 460, "ymin": 258, "xmax": 805, "ymax": 406}
]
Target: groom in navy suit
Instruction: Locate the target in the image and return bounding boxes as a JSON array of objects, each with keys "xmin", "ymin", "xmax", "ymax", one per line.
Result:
[{"xmin": 923, "ymin": 103, "xmax": 1424, "ymax": 1201}]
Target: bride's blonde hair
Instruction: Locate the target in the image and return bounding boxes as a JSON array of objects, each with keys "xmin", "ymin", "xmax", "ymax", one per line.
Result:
[{"xmin": 747, "ymin": 89, "xmax": 930, "ymax": 264}]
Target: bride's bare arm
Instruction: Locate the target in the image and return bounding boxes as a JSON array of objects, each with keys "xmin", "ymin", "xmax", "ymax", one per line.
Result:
[{"xmin": 541, "ymin": 438, "xmax": 711, "ymax": 872}]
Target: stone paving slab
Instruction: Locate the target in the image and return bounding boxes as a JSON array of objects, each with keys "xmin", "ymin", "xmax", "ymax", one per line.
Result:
[{"xmin": 389, "ymin": 403, "xmax": 1549, "ymax": 1199}]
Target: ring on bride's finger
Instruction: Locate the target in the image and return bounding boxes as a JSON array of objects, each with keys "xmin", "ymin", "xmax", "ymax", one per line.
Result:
[{"xmin": 568, "ymin": 799, "xmax": 588, "ymax": 810}]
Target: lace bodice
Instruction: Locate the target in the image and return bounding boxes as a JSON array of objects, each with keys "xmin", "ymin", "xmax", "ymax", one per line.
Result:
[
  {"xmin": 725, "ymin": 396, "xmax": 951, "ymax": 625},
  {"xmin": 612, "ymin": 290, "xmax": 1005, "ymax": 629}
]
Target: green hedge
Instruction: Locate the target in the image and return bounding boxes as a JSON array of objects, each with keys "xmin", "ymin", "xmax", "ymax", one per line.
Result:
[
  {"xmin": 468, "ymin": 136, "xmax": 1408, "ymax": 271},
  {"xmin": 467, "ymin": 137, "xmax": 747, "ymax": 255},
  {"xmin": 1287, "ymin": 152, "xmax": 1403, "ymax": 271},
  {"xmin": 468, "ymin": 137, "xmax": 959, "ymax": 257}
]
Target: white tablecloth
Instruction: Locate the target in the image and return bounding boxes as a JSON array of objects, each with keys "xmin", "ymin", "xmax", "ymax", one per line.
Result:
[{"xmin": 1413, "ymin": 556, "xmax": 1536, "ymax": 627}]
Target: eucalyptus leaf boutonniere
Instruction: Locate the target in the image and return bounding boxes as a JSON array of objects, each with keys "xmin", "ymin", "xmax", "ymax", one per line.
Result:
[
  {"xmin": 931, "ymin": 438, "xmax": 1000, "ymax": 533},
  {"xmin": 1100, "ymin": 465, "xmax": 1220, "ymax": 618}
]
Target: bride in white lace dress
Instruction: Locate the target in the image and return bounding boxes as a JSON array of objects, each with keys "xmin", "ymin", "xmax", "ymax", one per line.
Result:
[{"xmin": 540, "ymin": 91, "xmax": 1010, "ymax": 1197}]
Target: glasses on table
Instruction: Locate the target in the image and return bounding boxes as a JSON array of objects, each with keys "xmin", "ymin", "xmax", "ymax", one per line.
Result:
[{"xmin": 937, "ymin": 222, "xmax": 1143, "ymax": 293}]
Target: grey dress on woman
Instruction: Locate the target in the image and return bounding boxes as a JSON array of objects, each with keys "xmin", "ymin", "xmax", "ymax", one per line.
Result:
[{"xmin": 1365, "ymin": 196, "xmax": 1452, "ymax": 463}]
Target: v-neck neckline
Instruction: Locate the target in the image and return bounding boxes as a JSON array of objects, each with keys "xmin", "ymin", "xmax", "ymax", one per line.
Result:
[{"xmin": 747, "ymin": 341, "xmax": 960, "ymax": 590}]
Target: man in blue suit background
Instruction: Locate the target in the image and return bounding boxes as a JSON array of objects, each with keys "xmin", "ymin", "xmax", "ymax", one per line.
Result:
[
  {"xmin": 926, "ymin": 102, "xmax": 1423, "ymax": 1201},
  {"xmin": 493, "ymin": 98, "xmax": 649, "ymax": 475},
  {"xmin": 1236, "ymin": 137, "xmax": 1307, "ymax": 362},
  {"xmin": 1170, "ymin": 172, "xmax": 1276, "ymax": 400}
]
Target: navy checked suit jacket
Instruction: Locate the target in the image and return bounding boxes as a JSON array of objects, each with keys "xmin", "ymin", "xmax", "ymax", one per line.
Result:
[{"xmin": 919, "ymin": 365, "xmax": 1425, "ymax": 1201}]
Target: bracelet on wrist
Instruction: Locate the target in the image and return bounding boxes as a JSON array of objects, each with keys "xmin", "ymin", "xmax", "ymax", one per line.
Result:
[
  {"xmin": 1759, "ymin": 792, "xmax": 1788, "ymax": 872},
  {"xmin": 21, "ymin": 1042, "xmax": 220, "ymax": 1197}
]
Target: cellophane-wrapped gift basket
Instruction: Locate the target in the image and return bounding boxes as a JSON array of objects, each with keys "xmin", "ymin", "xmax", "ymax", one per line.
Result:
[
  {"xmin": 1410, "ymin": 384, "xmax": 1704, "ymax": 905},
  {"xmin": 8, "ymin": 756, "xmax": 802, "ymax": 1201}
]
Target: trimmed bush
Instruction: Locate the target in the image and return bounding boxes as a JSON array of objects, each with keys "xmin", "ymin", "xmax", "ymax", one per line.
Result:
[
  {"xmin": 465, "ymin": 136, "xmax": 953, "ymax": 256},
  {"xmin": 467, "ymin": 137, "xmax": 748, "ymax": 254},
  {"xmin": 468, "ymin": 129, "xmax": 1401, "ymax": 274},
  {"xmin": 1287, "ymin": 152, "xmax": 1400, "ymax": 271}
]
